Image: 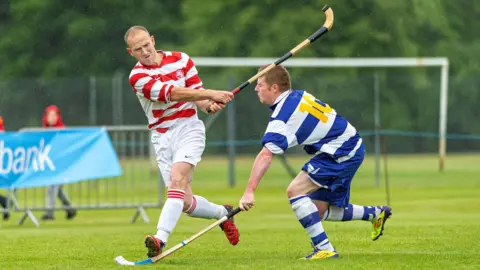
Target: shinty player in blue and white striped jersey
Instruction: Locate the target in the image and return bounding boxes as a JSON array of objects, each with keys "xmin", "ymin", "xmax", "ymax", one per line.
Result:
[{"xmin": 238, "ymin": 65, "xmax": 392, "ymax": 260}]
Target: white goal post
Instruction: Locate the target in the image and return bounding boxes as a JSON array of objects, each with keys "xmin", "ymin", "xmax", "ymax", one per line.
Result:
[{"xmin": 192, "ymin": 57, "xmax": 450, "ymax": 172}]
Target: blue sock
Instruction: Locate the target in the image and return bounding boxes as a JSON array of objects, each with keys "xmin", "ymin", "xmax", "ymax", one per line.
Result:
[
  {"xmin": 290, "ymin": 195, "xmax": 335, "ymax": 251},
  {"xmin": 325, "ymin": 204, "xmax": 381, "ymax": 222}
]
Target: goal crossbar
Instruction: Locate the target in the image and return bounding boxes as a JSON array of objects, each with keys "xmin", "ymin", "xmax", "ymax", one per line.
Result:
[{"xmin": 192, "ymin": 57, "xmax": 448, "ymax": 67}]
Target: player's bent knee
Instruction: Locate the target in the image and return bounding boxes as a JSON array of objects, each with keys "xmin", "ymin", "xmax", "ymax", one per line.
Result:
[
  {"xmin": 286, "ymin": 184, "xmax": 301, "ymax": 198},
  {"xmin": 169, "ymin": 162, "xmax": 194, "ymax": 190},
  {"xmin": 286, "ymin": 171, "xmax": 318, "ymax": 199},
  {"xmin": 168, "ymin": 173, "xmax": 189, "ymax": 190}
]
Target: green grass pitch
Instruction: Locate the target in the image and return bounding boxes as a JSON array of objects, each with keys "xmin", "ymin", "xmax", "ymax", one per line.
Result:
[{"xmin": 1, "ymin": 154, "xmax": 480, "ymax": 269}]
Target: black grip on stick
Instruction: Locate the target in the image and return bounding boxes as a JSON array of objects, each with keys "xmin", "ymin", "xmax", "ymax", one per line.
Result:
[{"xmin": 227, "ymin": 207, "xmax": 242, "ymax": 219}]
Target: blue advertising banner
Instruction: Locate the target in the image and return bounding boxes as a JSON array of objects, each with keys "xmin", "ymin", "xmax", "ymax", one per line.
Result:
[{"xmin": 0, "ymin": 128, "xmax": 122, "ymax": 189}]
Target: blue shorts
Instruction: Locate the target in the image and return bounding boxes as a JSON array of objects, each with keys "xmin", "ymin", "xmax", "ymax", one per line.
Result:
[{"xmin": 304, "ymin": 144, "xmax": 364, "ymax": 208}]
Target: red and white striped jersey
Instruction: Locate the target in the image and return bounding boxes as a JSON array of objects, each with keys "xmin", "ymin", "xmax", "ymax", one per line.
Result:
[{"xmin": 128, "ymin": 51, "xmax": 203, "ymax": 133}]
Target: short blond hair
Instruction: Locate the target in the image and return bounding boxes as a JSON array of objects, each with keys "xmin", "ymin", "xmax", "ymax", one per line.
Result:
[{"xmin": 257, "ymin": 65, "xmax": 291, "ymax": 92}]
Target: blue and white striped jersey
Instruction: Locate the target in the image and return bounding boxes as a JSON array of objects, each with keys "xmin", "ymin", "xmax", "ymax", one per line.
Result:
[{"xmin": 262, "ymin": 89, "xmax": 363, "ymax": 162}]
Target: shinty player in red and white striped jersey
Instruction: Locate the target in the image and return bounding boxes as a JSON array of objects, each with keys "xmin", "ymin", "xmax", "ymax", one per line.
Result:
[
  {"xmin": 128, "ymin": 48, "xmax": 229, "ymax": 132},
  {"xmin": 125, "ymin": 26, "xmax": 239, "ymax": 258}
]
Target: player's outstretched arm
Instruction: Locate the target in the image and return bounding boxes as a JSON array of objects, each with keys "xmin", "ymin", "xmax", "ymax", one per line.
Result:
[
  {"xmin": 129, "ymin": 72, "xmax": 233, "ymax": 103},
  {"xmin": 170, "ymin": 87, "xmax": 233, "ymax": 103},
  {"xmin": 239, "ymin": 147, "xmax": 273, "ymax": 211}
]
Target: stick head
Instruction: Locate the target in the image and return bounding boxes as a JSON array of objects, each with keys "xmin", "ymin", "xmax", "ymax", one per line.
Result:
[
  {"xmin": 114, "ymin": 256, "xmax": 135, "ymax": 266},
  {"xmin": 321, "ymin": 5, "xmax": 334, "ymax": 30}
]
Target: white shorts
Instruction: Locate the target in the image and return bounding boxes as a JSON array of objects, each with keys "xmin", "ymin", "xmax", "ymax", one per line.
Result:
[{"xmin": 151, "ymin": 119, "xmax": 206, "ymax": 186}]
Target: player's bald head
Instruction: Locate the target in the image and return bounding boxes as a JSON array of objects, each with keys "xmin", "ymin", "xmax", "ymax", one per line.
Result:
[{"xmin": 124, "ymin": 26, "xmax": 150, "ymax": 46}]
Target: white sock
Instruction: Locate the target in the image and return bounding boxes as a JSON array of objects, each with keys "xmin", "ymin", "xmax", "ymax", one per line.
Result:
[
  {"xmin": 155, "ymin": 189, "xmax": 185, "ymax": 243},
  {"xmin": 184, "ymin": 195, "xmax": 227, "ymax": 220},
  {"xmin": 324, "ymin": 204, "xmax": 381, "ymax": 222},
  {"xmin": 290, "ymin": 195, "xmax": 335, "ymax": 252}
]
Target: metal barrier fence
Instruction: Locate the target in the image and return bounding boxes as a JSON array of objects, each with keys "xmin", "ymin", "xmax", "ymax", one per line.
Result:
[{"xmin": 3, "ymin": 125, "xmax": 162, "ymax": 227}]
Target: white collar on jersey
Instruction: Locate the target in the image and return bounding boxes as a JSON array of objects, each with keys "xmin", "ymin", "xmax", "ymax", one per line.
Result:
[{"xmin": 269, "ymin": 89, "xmax": 292, "ymax": 111}]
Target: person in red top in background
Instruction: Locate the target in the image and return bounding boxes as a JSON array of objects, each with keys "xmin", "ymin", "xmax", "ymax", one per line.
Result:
[
  {"xmin": 0, "ymin": 115, "xmax": 4, "ymax": 131},
  {"xmin": 41, "ymin": 105, "xmax": 77, "ymax": 221},
  {"xmin": 0, "ymin": 115, "xmax": 10, "ymax": 221},
  {"xmin": 42, "ymin": 105, "xmax": 65, "ymax": 128}
]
